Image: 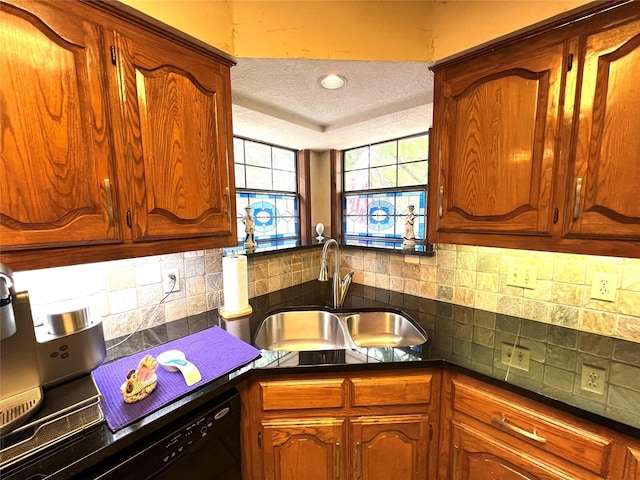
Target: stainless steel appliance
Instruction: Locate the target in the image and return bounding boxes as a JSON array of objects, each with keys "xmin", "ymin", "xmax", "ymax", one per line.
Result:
[
  {"xmin": 35, "ymin": 306, "xmax": 107, "ymax": 389},
  {"xmin": 0, "ymin": 374, "xmax": 104, "ymax": 474},
  {"xmin": 0, "ymin": 265, "xmax": 43, "ymax": 433}
]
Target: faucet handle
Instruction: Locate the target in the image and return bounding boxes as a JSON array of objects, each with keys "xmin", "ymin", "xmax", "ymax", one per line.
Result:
[
  {"xmin": 337, "ymin": 271, "xmax": 354, "ymax": 307},
  {"xmin": 318, "ymin": 258, "xmax": 329, "ymax": 281}
]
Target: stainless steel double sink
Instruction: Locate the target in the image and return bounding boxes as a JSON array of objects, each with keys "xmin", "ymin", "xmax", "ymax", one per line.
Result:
[{"xmin": 254, "ymin": 309, "xmax": 427, "ymax": 351}]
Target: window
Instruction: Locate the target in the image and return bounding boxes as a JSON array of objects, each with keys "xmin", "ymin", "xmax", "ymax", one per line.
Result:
[
  {"xmin": 233, "ymin": 137, "xmax": 299, "ymax": 243},
  {"xmin": 342, "ymin": 133, "xmax": 429, "ymax": 248}
]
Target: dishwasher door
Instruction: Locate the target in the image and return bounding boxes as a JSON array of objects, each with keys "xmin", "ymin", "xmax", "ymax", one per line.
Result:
[{"xmin": 93, "ymin": 389, "xmax": 242, "ymax": 480}]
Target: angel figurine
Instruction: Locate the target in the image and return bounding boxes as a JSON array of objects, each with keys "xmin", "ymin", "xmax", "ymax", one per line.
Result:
[
  {"xmin": 242, "ymin": 206, "xmax": 256, "ymax": 247},
  {"xmin": 402, "ymin": 205, "xmax": 416, "ymax": 248}
]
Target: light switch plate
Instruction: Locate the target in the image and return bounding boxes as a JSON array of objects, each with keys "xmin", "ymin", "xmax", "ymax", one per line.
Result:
[
  {"xmin": 506, "ymin": 264, "xmax": 537, "ymax": 289},
  {"xmin": 590, "ymin": 272, "xmax": 617, "ymax": 302}
]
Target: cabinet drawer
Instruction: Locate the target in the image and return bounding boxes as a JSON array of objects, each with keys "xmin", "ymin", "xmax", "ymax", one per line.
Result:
[
  {"xmin": 351, "ymin": 373, "xmax": 432, "ymax": 407},
  {"xmin": 260, "ymin": 378, "xmax": 345, "ymax": 411},
  {"xmin": 452, "ymin": 378, "xmax": 614, "ymax": 476}
]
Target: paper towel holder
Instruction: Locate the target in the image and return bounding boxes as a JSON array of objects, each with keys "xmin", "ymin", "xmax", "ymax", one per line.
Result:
[{"xmin": 217, "ymin": 289, "xmax": 253, "ymax": 319}]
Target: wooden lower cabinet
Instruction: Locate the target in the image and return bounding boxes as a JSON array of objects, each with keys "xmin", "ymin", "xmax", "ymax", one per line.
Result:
[
  {"xmin": 439, "ymin": 371, "xmax": 640, "ymax": 480},
  {"xmin": 241, "ymin": 368, "xmax": 640, "ymax": 480},
  {"xmin": 259, "ymin": 415, "xmax": 429, "ymax": 480},
  {"xmin": 352, "ymin": 414, "xmax": 430, "ymax": 480},
  {"xmin": 240, "ymin": 370, "xmax": 439, "ymax": 480},
  {"xmin": 625, "ymin": 447, "xmax": 640, "ymax": 480},
  {"xmin": 261, "ymin": 418, "xmax": 346, "ymax": 480},
  {"xmin": 452, "ymin": 421, "xmax": 573, "ymax": 480}
]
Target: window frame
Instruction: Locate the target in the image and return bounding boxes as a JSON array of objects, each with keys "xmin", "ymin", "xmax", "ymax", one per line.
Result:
[
  {"xmin": 233, "ymin": 136, "xmax": 309, "ymax": 244},
  {"xmin": 333, "ymin": 132, "xmax": 432, "ymax": 252}
]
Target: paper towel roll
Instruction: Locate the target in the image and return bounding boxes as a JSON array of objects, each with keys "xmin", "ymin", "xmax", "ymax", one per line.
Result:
[{"xmin": 222, "ymin": 254, "xmax": 250, "ymax": 316}]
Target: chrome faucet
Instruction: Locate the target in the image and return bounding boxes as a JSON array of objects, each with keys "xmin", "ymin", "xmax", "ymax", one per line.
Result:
[{"xmin": 318, "ymin": 239, "xmax": 354, "ymax": 309}]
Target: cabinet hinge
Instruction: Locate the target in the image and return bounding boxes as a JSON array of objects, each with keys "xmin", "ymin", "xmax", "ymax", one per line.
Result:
[
  {"xmin": 126, "ymin": 210, "xmax": 132, "ymax": 228},
  {"xmin": 567, "ymin": 53, "xmax": 574, "ymax": 72},
  {"xmin": 110, "ymin": 45, "xmax": 117, "ymax": 66},
  {"xmin": 553, "ymin": 207, "xmax": 559, "ymax": 224},
  {"xmin": 429, "ymin": 423, "xmax": 433, "ymax": 440}
]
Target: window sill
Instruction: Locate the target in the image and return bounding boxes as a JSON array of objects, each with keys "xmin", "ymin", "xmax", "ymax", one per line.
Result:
[
  {"xmin": 341, "ymin": 238, "xmax": 435, "ymax": 256},
  {"xmin": 223, "ymin": 237, "xmax": 435, "ymax": 257}
]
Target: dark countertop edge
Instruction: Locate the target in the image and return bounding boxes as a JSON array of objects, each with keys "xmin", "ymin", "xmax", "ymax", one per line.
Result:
[
  {"xmin": 20, "ymin": 352, "xmax": 637, "ymax": 479},
  {"xmin": 75, "ymin": 356, "xmax": 639, "ymax": 476}
]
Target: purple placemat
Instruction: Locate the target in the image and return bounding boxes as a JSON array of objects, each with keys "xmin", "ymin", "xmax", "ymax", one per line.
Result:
[{"xmin": 91, "ymin": 326, "xmax": 260, "ymax": 432}]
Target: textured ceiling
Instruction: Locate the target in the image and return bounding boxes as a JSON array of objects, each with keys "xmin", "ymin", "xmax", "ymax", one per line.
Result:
[{"xmin": 230, "ymin": 58, "xmax": 434, "ymax": 151}]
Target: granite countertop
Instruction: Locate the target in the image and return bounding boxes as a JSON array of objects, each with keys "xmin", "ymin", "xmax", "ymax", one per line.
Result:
[{"xmin": 4, "ymin": 281, "xmax": 639, "ymax": 479}]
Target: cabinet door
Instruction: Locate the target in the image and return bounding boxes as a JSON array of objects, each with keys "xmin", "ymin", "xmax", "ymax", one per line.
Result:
[
  {"xmin": 432, "ymin": 40, "xmax": 565, "ymax": 236},
  {"xmin": 112, "ymin": 31, "xmax": 234, "ymax": 242},
  {"xmin": 566, "ymin": 16, "xmax": 640, "ymax": 239},
  {"xmin": 451, "ymin": 422, "xmax": 581, "ymax": 480},
  {"xmin": 0, "ymin": 1, "xmax": 120, "ymax": 250},
  {"xmin": 625, "ymin": 447, "xmax": 640, "ymax": 480},
  {"xmin": 261, "ymin": 418, "xmax": 346, "ymax": 480},
  {"xmin": 351, "ymin": 415, "xmax": 429, "ymax": 480}
]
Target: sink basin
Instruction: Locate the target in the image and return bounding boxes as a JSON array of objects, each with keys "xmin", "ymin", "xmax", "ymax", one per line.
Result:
[
  {"xmin": 254, "ymin": 310, "xmax": 348, "ymax": 351},
  {"xmin": 345, "ymin": 311, "xmax": 427, "ymax": 348},
  {"xmin": 254, "ymin": 308, "xmax": 428, "ymax": 351}
]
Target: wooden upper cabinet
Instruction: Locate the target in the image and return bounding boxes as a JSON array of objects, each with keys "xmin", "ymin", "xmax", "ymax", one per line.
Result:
[
  {"xmin": 432, "ymin": 38, "xmax": 564, "ymax": 236},
  {"xmin": 430, "ymin": 2, "xmax": 640, "ymax": 257},
  {"xmin": 0, "ymin": 0, "xmax": 237, "ymax": 269},
  {"xmin": 111, "ymin": 30, "xmax": 234, "ymax": 242},
  {"xmin": 0, "ymin": 1, "xmax": 120, "ymax": 250},
  {"xmin": 565, "ymin": 15, "xmax": 640, "ymax": 240}
]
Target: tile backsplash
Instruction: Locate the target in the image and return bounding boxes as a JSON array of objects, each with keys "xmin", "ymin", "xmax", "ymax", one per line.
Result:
[
  {"xmin": 14, "ymin": 249, "xmax": 321, "ymax": 341},
  {"xmin": 13, "ymin": 243, "xmax": 640, "ymax": 345},
  {"xmin": 340, "ymin": 244, "xmax": 640, "ymax": 344}
]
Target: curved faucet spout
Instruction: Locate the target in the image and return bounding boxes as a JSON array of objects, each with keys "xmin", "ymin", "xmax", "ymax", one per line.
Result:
[{"xmin": 318, "ymin": 239, "xmax": 353, "ymax": 308}]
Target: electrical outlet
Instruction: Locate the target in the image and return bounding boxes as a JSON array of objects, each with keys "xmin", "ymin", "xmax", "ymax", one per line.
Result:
[
  {"xmin": 590, "ymin": 272, "xmax": 617, "ymax": 302},
  {"xmin": 581, "ymin": 364, "xmax": 606, "ymax": 395},
  {"xmin": 501, "ymin": 343, "xmax": 531, "ymax": 371},
  {"xmin": 163, "ymin": 268, "xmax": 180, "ymax": 293},
  {"xmin": 506, "ymin": 264, "xmax": 537, "ymax": 289}
]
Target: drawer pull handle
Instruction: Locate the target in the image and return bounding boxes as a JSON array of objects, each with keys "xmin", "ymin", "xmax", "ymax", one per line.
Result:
[
  {"xmin": 104, "ymin": 178, "xmax": 114, "ymax": 227},
  {"xmin": 491, "ymin": 416, "xmax": 547, "ymax": 444},
  {"xmin": 573, "ymin": 177, "xmax": 583, "ymax": 220},
  {"xmin": 335, "ymin": 442, "xmax": 341, "ymax": 478},
  {"xmin": 438, "ymin": 185, "xmax": 444, "ymax": 218},
  {"xmin": 356, "ymin": 442, "xmax": 362, "ymax": 478}
]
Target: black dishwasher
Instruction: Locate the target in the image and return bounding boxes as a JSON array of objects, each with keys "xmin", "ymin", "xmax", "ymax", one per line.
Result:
[{"xmin": 91, "ymin": 389, "xmax": 242, "ymax": 480}]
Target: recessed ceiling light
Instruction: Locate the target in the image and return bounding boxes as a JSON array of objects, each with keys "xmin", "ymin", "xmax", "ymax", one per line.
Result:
[{"xmin": 319, "ymin": 74, "xmax": 346, "ymax": 90}]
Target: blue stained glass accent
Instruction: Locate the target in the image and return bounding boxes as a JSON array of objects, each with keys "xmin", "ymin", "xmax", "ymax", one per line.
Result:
[
  {"xmin": 343, "ymin": 190, "xmax": 426, "ymax": 241},
  {"xmin": 236, "ymin": 192, "xmax": 299, "ymax": 243},
  {"xmin": 368, "ymin": 200, "xmax": 395, "ymax": 231},
  {"xmin": 253, "ymin": 201, "xmax": 278, "ymax": 230}
]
